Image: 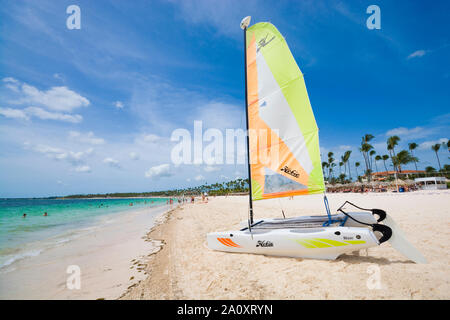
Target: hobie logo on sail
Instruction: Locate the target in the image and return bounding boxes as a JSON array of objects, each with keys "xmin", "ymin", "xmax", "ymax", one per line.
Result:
[
  {"xmin": 280, "ymin": 166, "xmax": 300, "ymax": 178},
  {"xmin": 257, "ymin": 33, "xmax": 275, "ymax": 52}
]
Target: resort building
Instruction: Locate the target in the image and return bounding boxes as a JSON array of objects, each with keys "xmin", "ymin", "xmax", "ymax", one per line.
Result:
[{"xmin": 371, "ymin": 170, "xmax": 425, "ymax": 181}]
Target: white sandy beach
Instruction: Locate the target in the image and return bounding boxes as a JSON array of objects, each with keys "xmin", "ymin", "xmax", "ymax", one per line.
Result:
[
  {"xmin": 122, "ymin": 191, "xmax": 450, "ymax": 300},
  {"xmin": 2, "ymin": 191, "xmax": 448, "ymax": 300},
  {"xmin": 0, "ymin": 204, "xmax": 170, "ymax": 300}
]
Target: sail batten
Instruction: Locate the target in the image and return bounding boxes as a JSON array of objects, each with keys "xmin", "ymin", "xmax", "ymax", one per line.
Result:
[{"xmin": 246, "ymin": 22, "xmax": 325, "ymax": 201}]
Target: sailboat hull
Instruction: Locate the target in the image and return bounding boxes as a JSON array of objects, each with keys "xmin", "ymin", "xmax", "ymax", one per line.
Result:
[{"xmin": 207, "ymin": 226, "xmax": 379, "ymax": 260}]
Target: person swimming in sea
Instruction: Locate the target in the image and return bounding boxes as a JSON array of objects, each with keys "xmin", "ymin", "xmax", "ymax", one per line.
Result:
[
  {"xmin": 43, "ymin": 212, "xmax": 48, "ymax": 216},
  {"xmin": 23, "ymin": 213, "xmax": 26, "ymax": 218}
]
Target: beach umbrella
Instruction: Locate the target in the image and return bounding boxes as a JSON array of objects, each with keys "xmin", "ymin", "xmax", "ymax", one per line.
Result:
[
  {"xmin": 352, "ymin": 181, "xmax": 363, "ymax": 186},
  {"xmin": 404, "ymin": 179, "xmax": 415, "ymax": 185},
  {"xmin": 390, "ymin": 179, "xmax": 406, "ymax": 186}
]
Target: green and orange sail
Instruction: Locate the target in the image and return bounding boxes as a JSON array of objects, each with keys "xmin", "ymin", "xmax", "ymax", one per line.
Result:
[{"xmin": 246, "ymin": 22, "xmax": 325, "ymax": 200}]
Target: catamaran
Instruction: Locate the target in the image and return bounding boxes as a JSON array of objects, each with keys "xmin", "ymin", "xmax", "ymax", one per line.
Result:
[{"xmin": 207, "ymin": 17, "xmax": 426, "ymax": 263}]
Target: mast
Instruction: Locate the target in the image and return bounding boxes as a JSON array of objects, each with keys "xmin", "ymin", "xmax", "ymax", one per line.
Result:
[{"xmin": 240, "ymin": 16, "xmax": 253, "ymax": 224}]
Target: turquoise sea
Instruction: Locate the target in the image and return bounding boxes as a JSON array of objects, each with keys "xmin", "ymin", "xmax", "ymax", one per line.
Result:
[{"xmin": 0, "ymin": 197, "xmax": 169, "ymax": 270}]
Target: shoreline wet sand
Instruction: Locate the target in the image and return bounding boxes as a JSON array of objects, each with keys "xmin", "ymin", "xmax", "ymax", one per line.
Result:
[{"xmin": 0, "ymin": 204, "xmax": 171, "ymax": 300}]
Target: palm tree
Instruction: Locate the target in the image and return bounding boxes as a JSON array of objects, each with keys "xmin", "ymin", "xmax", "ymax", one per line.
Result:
[
  {"xmin": 329, "ymin": 162, "xmax": 336, "ymax": 180},
  {"xmin": 343, "ymin": 150, "xmax": 352, "ymax": 180},
  {"xmin": 442, "ymin": 164, "xmax": 450, "ymax": 174},
  {"xmin": 339, "ymin": 161, "xmax": 344, "ymax": 175},
  {"xmin": 369, "ymin": 150, "xmax": 376, "ymax": 171},
  {"xmin": 322, "ymin": 161, "xmax": 329, "ymax": 180},
  {"xmin": 327, "ymin": 152, "xmax": 335, "ymax": 178},
  {"xmin": 374, "ymin": 155, "xmax": 381, "ymax": 173},
  {"xmin": 408, "ymin": 142, "xmax": 419, "ymax": 171},
  {"xmin": 360, "ymin": 134, "xmax": 374, "ymax": 181},
  {"xmin": 387, "ymin": 135, "xmax": 400, "ymax": 171},
  {"xmin": 363, "ymin": 134, "xmax": 375, "ymax": 142},
  {"xmin": 360, "ymin": 142, "xmax": 372, "ymax": 168},
  {"xmin": 381, "ymin": 154, "xmax": 389, "ymax": 172},
  {"xmin": 431, "ymin": 143, "xmax": 442, "ymax": 170},
  {"xmin": 425, "ymin": 166, "xmax": 436, "ymax": 173},
  {"xmin": 392, "ymin": 150, "xmax": 418, "ymax": 173},
  {"xmin": 355, "ymin": 161, "xmax": 360, "ymax": 177}
]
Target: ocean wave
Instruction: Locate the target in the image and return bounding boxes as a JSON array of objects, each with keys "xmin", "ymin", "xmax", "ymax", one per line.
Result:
[
  {"xmin": 0, "ymin": 249, "xmax": 43, "ymax": 270},
  {"xmin": 6, "ymin": 223, "xmax": 65, "ymax": 233}
]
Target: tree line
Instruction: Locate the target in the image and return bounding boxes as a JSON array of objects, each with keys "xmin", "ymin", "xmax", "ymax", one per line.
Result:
[
  {"xmin": 63, "ymin": 178, "xmax": 250, "ymax": 199},
  {"xmin": 322, "ymin": 135, "xmax": 449, "ymax": 184}
]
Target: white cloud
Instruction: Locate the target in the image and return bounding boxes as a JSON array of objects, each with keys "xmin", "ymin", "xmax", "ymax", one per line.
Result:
[
  {"xmin": 407, "ymin": 50, "xmax": 427, "ymax": 59},
  {"xmin": 194, "ymin": 174, "xmax": 205, "ymax": 181},
  {"xmin": 25, "ymin": 107, "xmax": 82, "ymax": 123},
  {"xmin": 31, "ymin": 144, "xmax": 65, "ymax": 155},
  {"xmin": 417, "ymin": 138, "xmax": 448, "ymax": 150},
  {"xmin": 114, "ymin": 101, "xmax": 124, "ymax": 109},
  {"xmin": 74, "ymin": 165, "xmax": 91, "ymax": 173},
  {"xmin": 129, "ymin": 152, "xmax": 139, "ymax": 160},
  {"xmin": 0, "ymin": 106, "xmax": 82, "ymax": 123},
  {"xmin": 18, "ymin": 84, "xmax": 90, "ymax": 112},
  {"xmin": 69, "ymin": 131, "xmax": 105, "ymax": 145},
  {"xmin": 103, "ymin": 157, "xmax": 121, "ymax": 168},
  {"xmin": 144, "ymin": 164, "xmax": 172, "ymax": 179},
  {"xmin": 134, "ymin": 133, "xmax": 164, "ymax": 145},
  {"xmin": 0, "ymin": 107, "xmax": 29, "ymax": 120},
  {"xmin": 338, "ymin": 145, "xmax": 352, "ymax": 151},
  {"xmin": 27, "ymin": 143, "xmax": 94, "ymax": 166},
  {"xmin": 142, "ymin": 134, "xmax": 161, "ymax": 143},
  {"xmin": 3, "ymin": 78, "xmax": 89, "ymax": 113},
  {"xmin": 385, "ymin": 126, "xmax": 435, "ymax": 140},
  {"xmin": 204, "ymin": 165, "xmax": 220, "ymax": 172},
  {"xmin": 3, "ymin": 77, "xmax": 18, "ymax": 84},
  {"xmin": 386, "ymin": 127, "xmax": 421, "ymax": 136},
  {"xmin": 53, "ymin": 73, "xmax": 64, "ymax": 81},
  {"xmin": 3, "ymin": 77, "xmax": 20, "ymax": 92}
]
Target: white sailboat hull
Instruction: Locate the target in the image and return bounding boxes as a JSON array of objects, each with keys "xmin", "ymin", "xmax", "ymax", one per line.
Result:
[{"xmin": 207, "ymin": 226, "xmax": 379, "ymax": 260}]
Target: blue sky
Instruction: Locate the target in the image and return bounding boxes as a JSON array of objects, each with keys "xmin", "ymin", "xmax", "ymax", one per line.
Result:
[{"xmin": 0, "ymin": 0, "xmax": 449, "ymax": 197}]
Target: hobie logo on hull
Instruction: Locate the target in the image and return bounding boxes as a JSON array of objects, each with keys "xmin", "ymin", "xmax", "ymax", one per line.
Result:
[{"xmin": 256, "ymin": 240, "xmax": 273, "ymax": 247}]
